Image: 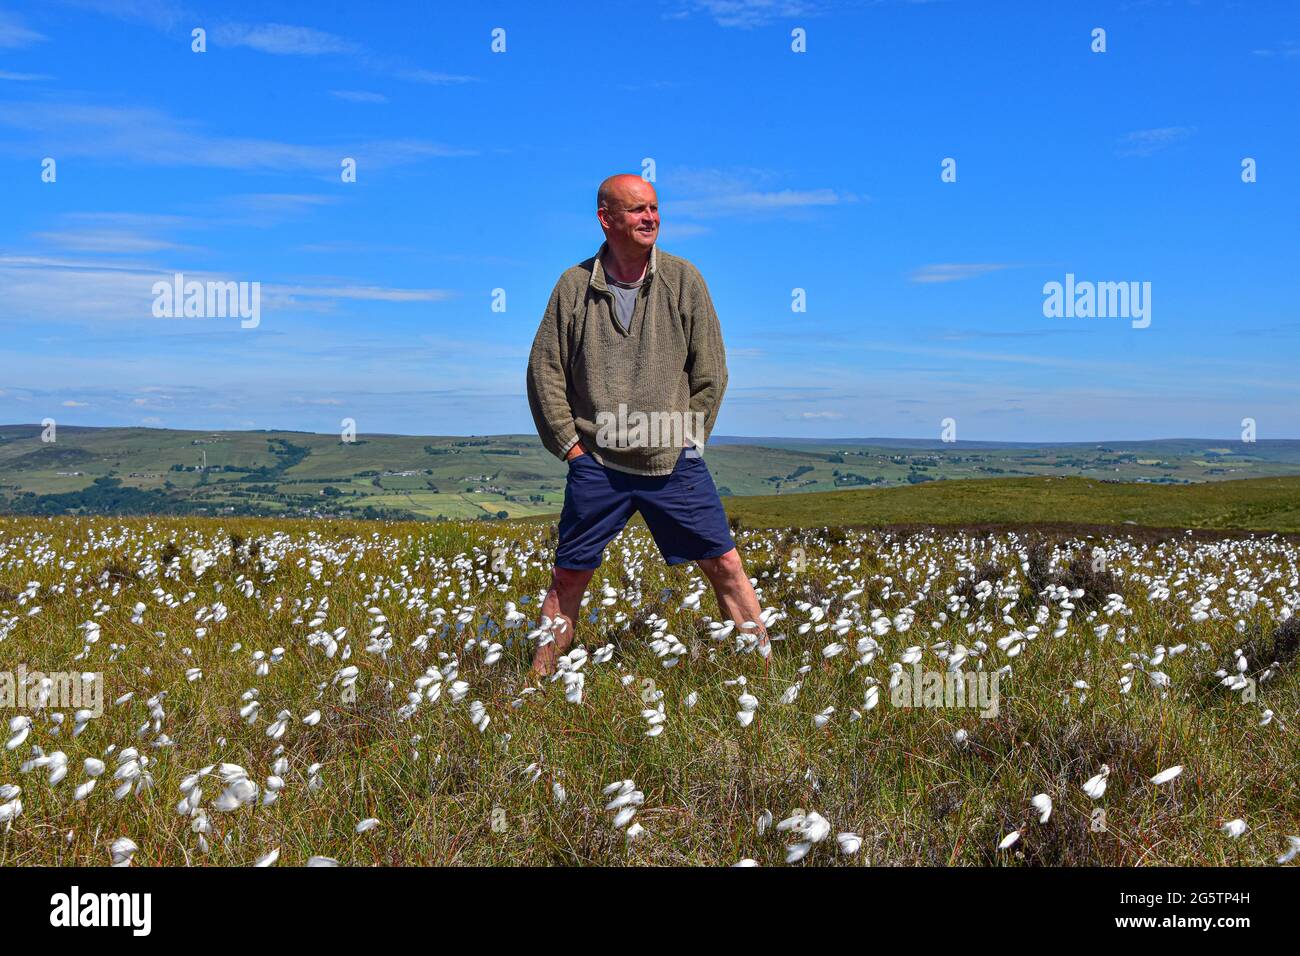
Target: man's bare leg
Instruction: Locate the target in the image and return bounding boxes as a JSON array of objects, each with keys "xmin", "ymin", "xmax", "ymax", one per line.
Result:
[
  {"xmin": 531, "ymin": 566, "xmax": 597, "ymax": 677},
  {"xmin": 696, "ymin": 548, "xmax": 769, "ymax": 664}
]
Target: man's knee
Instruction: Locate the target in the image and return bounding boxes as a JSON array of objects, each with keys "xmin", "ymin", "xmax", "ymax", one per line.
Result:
[{"xmin": 697, "ymin": 547, "xmax": 743, "ymax": 581}]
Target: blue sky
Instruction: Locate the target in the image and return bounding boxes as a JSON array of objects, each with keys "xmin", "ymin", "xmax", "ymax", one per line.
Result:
[{"xmin": 1, "ymin": 0, "xmax": 1297, "ymax": 442}]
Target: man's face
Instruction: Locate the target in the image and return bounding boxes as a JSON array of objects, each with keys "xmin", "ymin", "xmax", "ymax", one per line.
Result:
[{"xmin": 601, "ymin": 182, "xmax": 659, "ymax": 251}]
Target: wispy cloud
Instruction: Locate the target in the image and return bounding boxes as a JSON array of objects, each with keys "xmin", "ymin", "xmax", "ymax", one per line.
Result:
[
  {"xmin": 0, "ymin": 11, "xmax": 45, "ymax": 48},
  {"xmin": 31, "ymin": 203, "xmax": 331, "ymax": 255},
  {"xmin": 660, "ymin": 222, "xmax": 712, "ymax": 241},
  {"xmin": 34, "ymin": 229, "xmax": 187, "ymax": 254},
  {"xmin": 62, "ymin": 0, "xmax": 190, "ymax": 32},
  {"xmin": 0, "ymin": 102, "xmax": 474, "ymax": 173},
  {"xmin": 909, "ymin": 263, "xmax": 1015, "ymax": 283},
  {"xmin": 213, "ymin": 22, "xmax": 357, "ymax": 56},
  {"xmin": 1251, "ymin": 41, "xmax": 1300, "ymax": 57},
  {"xmin": 264, "ymin": 284, "xmax": 454, "ymax": 303},
  {"xmin": 394, "ymin": 68, "xmax": 477, "ymax": 85},
  {"xmin": 1117, "ymin": 126, "xmax": 1195, "ymax": 157},
  {"xmin": 790, "ymin": 410, "xmax": 844, "ymax": 420},
  {"xmin": 674, "ymin": 188, "xmax": 853, "ymax": 217},
  {"xmin": 226, "ymin": 193, "xmax": 336, "ymax": 218},
  {"xmin": 668, "ymin": 166, "xmax": 860, "ymax": 220},
  {"xmin": 0, "ymin": 70, "xmax": 52, "ymax": 81},
  {"xmin": 670, "ymin": 0, "xmax": 822, "ymax": 29},
  {"xmin": 0, "ymin": 253, "xmax": 456, "ymax": 323},
  {"xmin": 66, "ymin": 3, "xmax": 479, "ymax": 85},
  {"xmin": 330, "ymin": 90, "xmax": 389, "ymax": 104},
  {"xmin": 934, "ymin": 327, "xmax": 1081, "ymax": 341}
]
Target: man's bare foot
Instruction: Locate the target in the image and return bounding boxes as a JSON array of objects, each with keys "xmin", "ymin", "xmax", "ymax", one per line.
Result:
[{"xmin": 530, "ymin": 619, "xmax": 573, "ymax": 678}]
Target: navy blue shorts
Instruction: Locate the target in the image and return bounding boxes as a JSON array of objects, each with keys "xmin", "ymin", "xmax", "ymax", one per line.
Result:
[{"xmin": 556, "ymin": 448, "xmax": 736, "ymax": 570}]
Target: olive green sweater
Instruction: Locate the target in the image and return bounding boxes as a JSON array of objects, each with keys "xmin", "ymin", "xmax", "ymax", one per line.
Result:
[{"xmin": 526, "ymin": 242, "xmax": 728, "ymax": 476}]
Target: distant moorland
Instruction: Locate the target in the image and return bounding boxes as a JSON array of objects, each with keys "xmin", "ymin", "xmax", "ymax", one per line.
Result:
[{"xmin": 2, "ymin": 424, "xmax": 1299, "ymax": 525}]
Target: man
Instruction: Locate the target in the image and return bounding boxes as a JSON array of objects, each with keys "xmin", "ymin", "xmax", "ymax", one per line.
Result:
[{"xmin": 525, "ymin": 173, "xmax": 769, "ymax": 676}]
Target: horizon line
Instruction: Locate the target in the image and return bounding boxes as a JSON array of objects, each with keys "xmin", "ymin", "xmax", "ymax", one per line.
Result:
[{"xmin": 1, "ymin": 423, "xmax": 1294, "ymax": 446}]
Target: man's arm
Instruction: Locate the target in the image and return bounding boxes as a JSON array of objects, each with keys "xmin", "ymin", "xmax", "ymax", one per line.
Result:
[
  {"xmin": 682, "ymin": 269, "xmax": 728, "ymax": 447},
  {"xmin": 526, "ymin": 280, "xmax": 585, "ymax": 460}
]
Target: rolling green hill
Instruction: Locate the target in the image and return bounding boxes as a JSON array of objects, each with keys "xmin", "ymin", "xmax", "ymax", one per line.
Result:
[
  {"xmin": 721, "ymin": 475, "xmax": 1300, "ymax": 533},
  {"xmin": 2, "ymin": 424, "xmax": 1299, "ymax": 526}
]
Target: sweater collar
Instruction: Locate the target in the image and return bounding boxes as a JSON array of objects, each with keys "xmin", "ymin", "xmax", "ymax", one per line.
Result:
[{"xmin": 592, "ymin": 240, "xmax": 656, "ymax": 292}]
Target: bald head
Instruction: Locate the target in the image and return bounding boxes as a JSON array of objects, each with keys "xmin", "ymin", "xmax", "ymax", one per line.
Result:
[
  {"xmin": 596, "ymin": 174, "xmax": 659, "ymax": 261},
  {"xmin": 597, "ymin": 173, "xmax": 656, "ymax": 213}
]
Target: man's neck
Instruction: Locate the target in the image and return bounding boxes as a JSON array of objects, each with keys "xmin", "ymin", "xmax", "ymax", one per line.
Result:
[{"xmin": 602, "ymin": 244, "xmax": 649, "ymax": 284}]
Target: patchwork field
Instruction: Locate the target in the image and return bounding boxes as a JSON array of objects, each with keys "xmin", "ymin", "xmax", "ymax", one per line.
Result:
[{"xmin": 5, "ymin": 425, "xmax": 1300, "ymax": 522}]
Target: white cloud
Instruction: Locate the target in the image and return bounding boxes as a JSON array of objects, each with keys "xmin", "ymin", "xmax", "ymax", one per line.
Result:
[
  {"xmin": 0, "ymin": 254, "xmax": 456, "ymax": 322},
  {"xmin": 1117, "ymin": 126, "xmax": 1195, "ymax": 157},
  {"xmin": 0, "ymin": 11, "xmax": 45, "ymax": 48},
  {"xmin": 1251, "ymin": 41, "xmax": 1300, "ymax": 57},
  {"xmin": 663, "ymin": 168, "xmax": 861, "ymax": 221},
  {"xmin": 213, "ymin": 22, "xmax": 357, "ymax": 55},
  {"xmin": 673, "ymin": 0, "xmax": 821, "ymax": 29},
  {"xmin": 0, "ymin": 102, "xmax": 474, "ymax": 172},
  {"xmin": 264, "ymin": 284, "xmax": 455, "ymax": 303},
  {"xmin": 330, "ymin": 90, "xmax": 389, "ymax": 103},
  {"xmin": 397, "ymin": 68, "xmax": 477, "ymax": 85},
  {"xmin": 68, "ymin": 3, "xmax": 478, "ymax": 85},
  {"xmin": 34, "ymin": 230, "xmax": 186, "ymax": 254},
  {"xmin": 909, "ymin": 263, "xmax": 1015, "ymax": 283},
  {"xmin": 673, "ymin": 188, "xmax": 855, "ymax": 217}
]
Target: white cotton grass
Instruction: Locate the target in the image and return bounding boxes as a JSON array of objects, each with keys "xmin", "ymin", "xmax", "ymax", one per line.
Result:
[
  {"xmin": 641, "ymin": 702, "xmax": 667, "ymax": 737},
  {"xmin": 1, "ymin": 521, "xmax": 1296, "ymax": 867},
  {"xmin": 776, "ymin": 809, "xmax": 832, "ymax": 863},
  {"xmin": 602, "ymin": 779, "xmax": 647, "ymax": 840},
  {"xmin": 1031, "ymin": 793, "xmax": 1053, "ymax": 823},
  {"xmin": 736, "ymin": 687, "xmax": 759, "ymax": 727},
  {"xmin": 110, "ymin": 836, "xmax": 138, "ymax": 866},
  {"xmin": 1082, "ymin": 764, "xmax": 1110, "ymax": 800},
  {"xmin": 1150, "ymin": 765, "xmax": 1183, "ymax": 786},
  {"xmin": 1221, "ymin": 818, "xmax": 1247, "ymax": 839},
  {"xmin": 1278, "ymin": 836, "xmax": 1300, "ymax": 865},
  {"xmin": 0, "ymin": 788, "xmax": 22, "ymax": 825}
]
